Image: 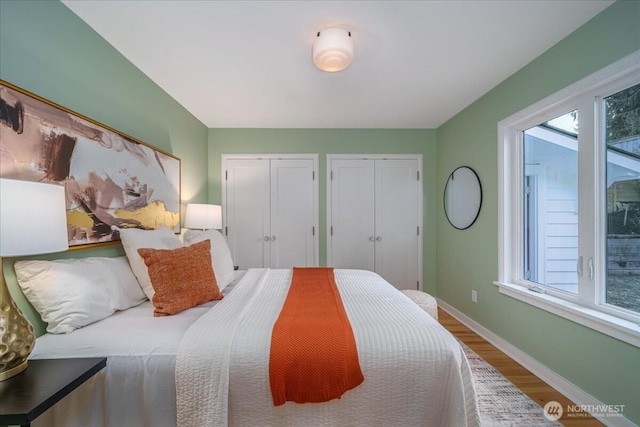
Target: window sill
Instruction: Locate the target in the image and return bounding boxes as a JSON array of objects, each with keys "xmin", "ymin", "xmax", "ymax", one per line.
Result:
[{"xmin": 494, "ymin": 281, "xmax": 640, "ymax": 348}]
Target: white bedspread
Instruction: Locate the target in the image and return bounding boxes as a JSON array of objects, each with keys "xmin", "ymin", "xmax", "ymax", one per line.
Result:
[
  {"xmin": 177, "ymin": 268, "xmax": 480, "ymax": 427},
  {"xmin": 28, "ymin": 272, "xmax": 245, "ymax": 427}
]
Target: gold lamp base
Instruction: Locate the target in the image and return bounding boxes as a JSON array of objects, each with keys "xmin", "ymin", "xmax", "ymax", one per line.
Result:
[
  {"xmin": 0, "ymin": 260, "xmax": 35, "ymax": 382},
  {"xmin": 0, "ymin": 360, "xmax": 28, "ymax": 381}
]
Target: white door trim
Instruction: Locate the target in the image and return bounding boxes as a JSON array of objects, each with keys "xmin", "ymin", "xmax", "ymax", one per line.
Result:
[
  {"xmin": 327, "ymin": 154, "xmax": 423, "ymax": 288},
  {"xmin": 221, "ymin": 154, "xmax": 319, "ymax": 267}
]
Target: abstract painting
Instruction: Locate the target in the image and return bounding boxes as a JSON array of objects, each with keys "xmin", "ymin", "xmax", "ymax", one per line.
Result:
[{"xmin": 0, "ymin": 80, "xmax": 181, "ymax": 247}]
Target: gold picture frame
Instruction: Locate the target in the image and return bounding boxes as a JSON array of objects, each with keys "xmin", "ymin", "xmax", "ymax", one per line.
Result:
[{"xmin": 0, "ymin": 80, "xmax": 181, "ymax": 248}]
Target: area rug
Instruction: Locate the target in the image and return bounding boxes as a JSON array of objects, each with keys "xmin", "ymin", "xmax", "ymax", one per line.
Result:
[{"xmin": 462, "ymin": 342, "xmax": 563, "ymax": 426}]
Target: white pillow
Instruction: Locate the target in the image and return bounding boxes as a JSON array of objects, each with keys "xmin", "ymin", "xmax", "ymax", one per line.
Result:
[
  {"xmin": 183, "ymin": 229, "xmax": 235, "ymax": 291},
  {"xmin": 14, "ymin": 256, "xmax": 146, "ymax": 334},
  {"xmin": 119, "ymin": 227, "xmax": 184, "ymax": 300}
]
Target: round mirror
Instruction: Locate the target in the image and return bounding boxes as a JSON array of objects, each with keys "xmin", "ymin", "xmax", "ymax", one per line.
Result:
[{"xmin": 444, "ymin": 166, "xmax": 482, "ymax": 230}]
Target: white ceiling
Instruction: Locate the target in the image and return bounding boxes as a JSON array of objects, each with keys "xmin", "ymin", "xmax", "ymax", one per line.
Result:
[{"xmin": 62, "ymin": 0, "xmax": 613, "ymax": 129}]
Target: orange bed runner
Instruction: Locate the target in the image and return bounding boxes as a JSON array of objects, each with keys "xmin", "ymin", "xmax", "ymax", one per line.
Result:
[{"xmin": 269, "ymin": 267, "xmax": 364, "ymax": 406}]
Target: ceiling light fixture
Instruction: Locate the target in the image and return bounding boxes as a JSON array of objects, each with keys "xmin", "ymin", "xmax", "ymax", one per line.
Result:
[{"xmin": 312, "ymin": 28, "xmax": 353, "ymax": 72}]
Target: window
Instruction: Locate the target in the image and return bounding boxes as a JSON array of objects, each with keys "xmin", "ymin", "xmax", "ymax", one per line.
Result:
[
  {"xmin": 605, "ymin": 85, "xmax": 640, "ymax": 313},
  {"xmin": 523, "ymin": 110, "xmax": 579, "ymax": 294},
  {"xmin": 497, "ymin": 51, "xmax": 640, "ymax": 347}
]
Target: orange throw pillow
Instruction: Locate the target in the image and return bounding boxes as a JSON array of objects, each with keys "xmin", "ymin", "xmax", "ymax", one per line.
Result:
[{"xmin": 137, "ymin": 240, "xmax": 223, "ymax": 316}]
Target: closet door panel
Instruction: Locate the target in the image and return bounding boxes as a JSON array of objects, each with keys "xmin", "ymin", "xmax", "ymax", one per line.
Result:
[
  {"xmin": 270, "ymin": 159, "xmax": 315, "ymax": 268},
  {"xmin": 330, "ymin": 159, "xmax": 375, "ymax": 270},
  {"xmin": 225, "ymin": 159, "xmax": 270, "ymax": 269},
  {"xmin": 375, "ymin": 159, "xmax": 420, "ymax": 290}
]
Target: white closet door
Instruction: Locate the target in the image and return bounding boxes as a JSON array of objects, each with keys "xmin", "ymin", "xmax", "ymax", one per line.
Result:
[
  {"xmin": 375, "ymin": 159, "xmax": 420, "ymax": 290},
  {"xmin": 225, "ymin": 159, "xmax": 270, "ymax": 269},
  {"xmin": 330, "ymin": 159, "xmax": 375, "ymax": 270},
  {"xmin": 270, "ymin": 159, "xmax": 315, "ymax": 268}
]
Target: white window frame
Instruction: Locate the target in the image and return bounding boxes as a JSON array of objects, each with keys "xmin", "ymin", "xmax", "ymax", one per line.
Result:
[{"xmin": 496, "ymin": 50, "xmax": 640, "ymax": 348}]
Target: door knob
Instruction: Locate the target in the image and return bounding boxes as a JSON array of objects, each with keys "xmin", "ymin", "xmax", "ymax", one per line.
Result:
[
  {"xmin": 264, "ymin": 236, "xmax": 270, "ymax": 241},
  {"xmin": 376, "ymin": 236, "xmax": 382, "ymax": 241},
  {"xmin": 271, "ymin": 235, "xmax": 276, "ymax": 241},
  {"xmin": 369, "ymin": 236, "xmax": 375, "ymax": 242}
]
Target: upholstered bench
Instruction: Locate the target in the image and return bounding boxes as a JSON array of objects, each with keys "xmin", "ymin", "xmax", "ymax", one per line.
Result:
[{"xmin": 401, "ymin": 289, "xmax": 438, "ymax": 321}]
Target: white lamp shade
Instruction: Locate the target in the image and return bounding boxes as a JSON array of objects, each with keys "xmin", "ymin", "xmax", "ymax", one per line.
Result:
[
  {"xmin": 184, "ymin": 204, "xmax": 222, "ymax": 230},
  {"xmin": 312, "ymin": 28, "xmax": 354, "ymax": 72},
  {"xmin": 0, "ymin": 178, "xmax": 69, "ymax": 257}
]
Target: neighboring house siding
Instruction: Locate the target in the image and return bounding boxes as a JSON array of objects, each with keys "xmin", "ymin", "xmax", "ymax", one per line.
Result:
[
  {"xmin": 525, "ymin": 133, "xmax": 579, "ymax": 291},
  {"xmin": 545, "ymin": 180, "xmax": 578, "ymax": 289}
]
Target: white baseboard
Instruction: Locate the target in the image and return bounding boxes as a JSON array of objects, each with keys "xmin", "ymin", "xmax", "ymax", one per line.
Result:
[{"xmin": 437, "ymin": 299, "xmax": 637, "ymax": 427}]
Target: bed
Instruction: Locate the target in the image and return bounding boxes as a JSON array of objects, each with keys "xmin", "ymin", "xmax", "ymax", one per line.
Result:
[
  {"xmin": 28, "ymin": 272, "xmax": 244, "ymax": 427},
  {"xmin": 17, "ymin": 229, "xmax": 480, "ymax": 427}
]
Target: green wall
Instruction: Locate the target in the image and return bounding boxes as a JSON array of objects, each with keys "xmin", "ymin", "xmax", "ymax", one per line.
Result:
[
  {"xmin": 208, "ymin": 128, "xmax": 438, "ymax": 293},
  {"xmin": 0, "ymin": 0, "xmax": 209, "ymax": 335},
  {"xmin": 436, "ymin": 1, "xmax": 640, "ymax": 423},
  {"xmin": 2, "ymin": 0, "xmax": 639, "ymax": 423}
]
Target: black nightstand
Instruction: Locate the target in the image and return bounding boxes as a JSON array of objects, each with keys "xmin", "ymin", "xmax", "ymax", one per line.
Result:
[{"xmin": 0, "ymin": 357, "xmax": 107, "ymax": 427}]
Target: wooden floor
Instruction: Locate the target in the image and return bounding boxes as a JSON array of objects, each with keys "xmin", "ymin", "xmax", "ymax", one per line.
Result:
[{"xmin": 438, "ymin": 308, "xmax": 604, "ymax": 426}]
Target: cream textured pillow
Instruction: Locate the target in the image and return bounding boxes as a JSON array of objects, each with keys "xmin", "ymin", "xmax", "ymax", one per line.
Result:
[
  {"xmin": 183, "ymin": 229, "xmax": 235, "ymax": 291},
  {"xmin": 119, "ymin": 227, "xmax": 184, "ymax": 300},
  {"xmin": 138, "ymin": 240, "xmax": 223, "ymax": 316},
  {"xmin": 14, "ymin": 256, "xmax": 147, "ymax": 334}
]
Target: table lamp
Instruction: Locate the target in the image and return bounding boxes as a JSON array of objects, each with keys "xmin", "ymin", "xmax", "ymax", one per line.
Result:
[
  {"xmin": 0, "ymin": 178, "xmax": 69, "ymax": 381},
  {"xmin": 184, "ymin": 203, "xmax": 222, "ymax": 231}
]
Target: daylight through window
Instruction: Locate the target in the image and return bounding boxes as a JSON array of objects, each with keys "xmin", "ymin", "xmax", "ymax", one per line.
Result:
[{"xmin": 497, "ymin": 52, "xmax": 640, "ymax": 346}]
